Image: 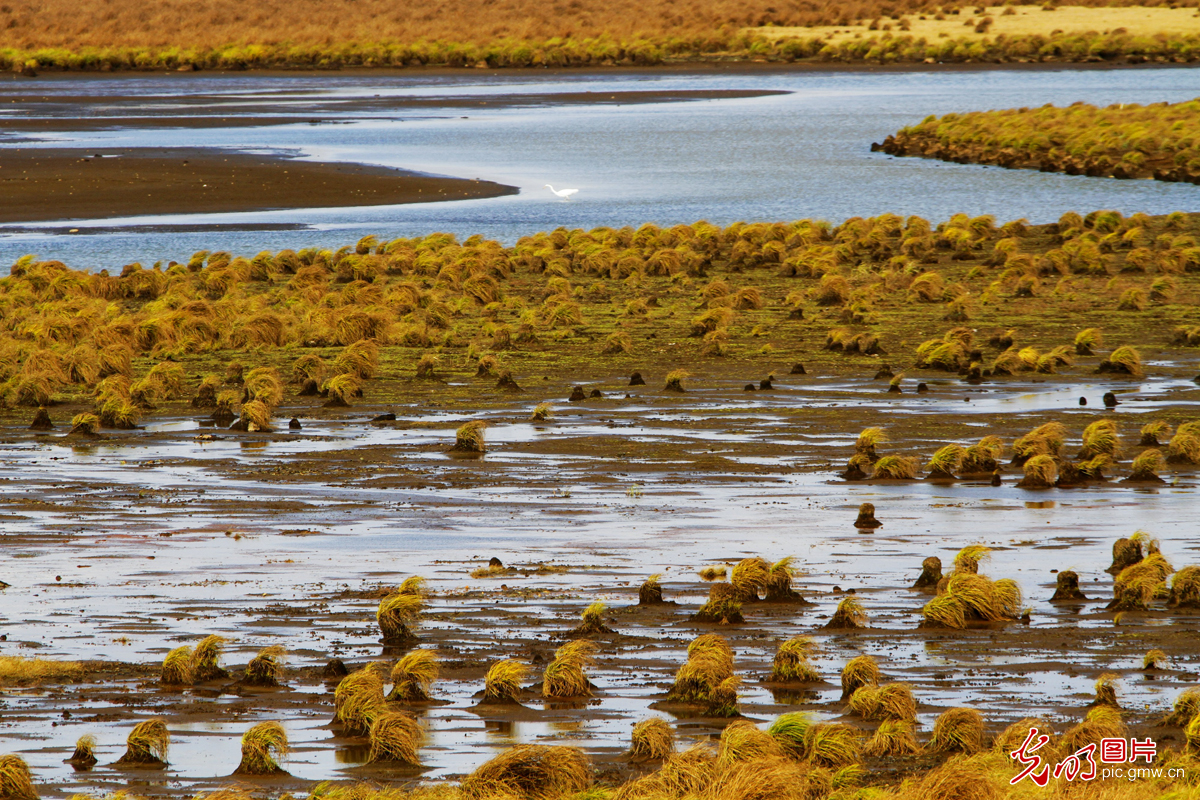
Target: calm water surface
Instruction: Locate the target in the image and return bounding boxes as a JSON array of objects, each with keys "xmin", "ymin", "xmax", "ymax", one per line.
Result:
[{"xmin": 2, "ymin": 67, "xmax": 1200, "ymax": 266}]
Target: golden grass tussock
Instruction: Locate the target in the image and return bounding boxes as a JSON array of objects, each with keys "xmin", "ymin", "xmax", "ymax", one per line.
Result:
[
  {"xmin": 244, "ymin": 645, "xmax": 285, "ymax": 686},
  {"xmin": 1061, "ymin": 706, "xmax": 1126, "ymax": 755},
  {"xmin": 692, "ymin": 582, "xmax": 744, "ymax": 624},
  {"xmin": 629, "ymin": 718, "xmax": 674, "ymax": 761},
  {"xmin": 117, "ymin": 719, "xmax": 170, "ymax": 766},
  {"xmin": 769, "ymin": 636, "xmax": 819, "ymax": 683},
  {"xmin": 847, "ymin": 682, "xmax": 917, "ymax": 722},
  {"xmin": 922, "ymin": 571, "xmax": 1023, "ymax": 629},
  {"xmin": 191, "ymin": 635, "xmax": 228, "ymax": 681},
  {"xmin": 451, "ymin": 420, "xmax": 487, "ymax": 454},
  {"xmin": 667, "ymin": 634, "xmax": 734, "ymax": 709},
  {"xmin": 840, "ymin": 655, "xmax": 879, "ymax": 700},
  {"xmin": 334, "ymin": 665, "xmax": 388, "ymax": 735},
  {"xmin": 1109, "ymin": 552, "xmax": 1174, "ymax": 610},
  {"xmin": 542, "ymin": 640, "xmax": 598, "ymax": 698},
  {"xmin": 389, "ymin": 649, "xmax": 439, "ymax": 702},
  {"xmin": 367, "ymin": 712, "xmax": 424, "ymax": 765},
  {"xmin": 461, "ymin": 744, "xmax": 590, "ymax": 800},
  {"xmin": 1094, "ymin": 672, "xmax": 1121, "ymax": 707},
  {"xmin": 530, "ymin": 402, "xmax": 552, "ymax": 422},
  {"xmin": 927, "ymin": 707, "xmax": 984, "ymax": 754},
  {"xmin": 160, "ymin": 645, "xmax": 194, "ymax": 686},
  {"xmin": 66, "ymin": 734, "xmax": 97, "ymax": 767},
  {"xmin": 377, "ymin": 590, "xmax": 422, "ymax": 643},
  {"xmin": 865, "ymin": 720, "xmax": 921, "ymax": 758},
  {"xmin": 716, "ymin": 719, "xmax": 783, "ymax": 765},
  {"xmin": 234, "ymin": 721, "xmax": 289, "ymax": 775},
  {"xmin": 872, "ymin": 454, "xmax": 919, "ymax": 479},
  {"xmin": 730, "ymin": 556, "xmax": 770, "ymax": 601},
  {"xmin": 826, "ymin": 596, "xmax": 868, "ymax": 629},
  {"xmin": 483, "ymin": 659, "xmax": 528, "ymax": 704},
  {"xmin": 1166, "ymin": 688, "xmax": 1200, "ymax": 727},
  {"xmin": 0, "ymin": 656, "xmax": 84, "ymax": 686},
  {"xmin": 638, "ymin": 573, "xmax": 664, "ymax": 605},
  {"xmin": 0, "ymin": 755, "xmax": 36, "ymax": 800}
]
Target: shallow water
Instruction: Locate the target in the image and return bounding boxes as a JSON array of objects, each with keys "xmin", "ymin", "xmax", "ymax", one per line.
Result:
[
  {"xmin": 5, "ymin": 67, "xmax": 1200, "ymax": 266},
  {"xmin": 2, "ymin": 372, "xmax": 1199, "ymax": 793}
]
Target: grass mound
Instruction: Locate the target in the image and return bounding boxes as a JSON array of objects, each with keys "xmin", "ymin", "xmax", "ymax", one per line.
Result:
[
  {"xmin": 461, "ymin": 744, "xmax": 590, "ymax": 799},
  {"xmin": 234, "ymin": 721, "xmax": 289, "ymax": 775}
]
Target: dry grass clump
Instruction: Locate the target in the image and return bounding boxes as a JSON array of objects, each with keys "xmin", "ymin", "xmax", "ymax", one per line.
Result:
[
  {"xmin": 1167, "ymin": 421, "xmax": 1200, "ymax": 464},
  {"xmin": 334, "ymin": 665, "xmax": 388, "ymax": 734},
  {"xmin": 192, "ymin": 635, "xmax": 228, "ymax": 681},
  {"xmin": 0, "ymin": 657, "xmax": 84, "ymax": 686},
  {"xmin": 769, "ymin": 636, "xmax": 819, "ymax": 684},
  {"xmin": 367, "ymin": 712, "xmax": 424, "ymax": 765},
  {"xmin": 450, "ymin": 420, "xmax": 487, "ymax": 454},
  {"xmin": 730, "ymin": 557, "xmax": 770, "ymax": 602},
  {"xmin": 116, "ymin": 719, "xmax": 170, "ymax": 766},
  {"xmin": 825, "ymin": 596, "xmax": 868, "ymax": 629},
  {"xmin": 921, "ymin": 549, "xmax": 1022, "ymax": 630},
  {"xmin": 663, "ymin": 369, "xmax": 688, "ymax": 392},
  {"xmin": 872, "ymin": 455, "xmax": 919, "ymax": 480},
  {"xmin": 1011, "ymin": 422, "xmax": 1066, "ymax": 464},
  {"xmin": 1170, "ymin": 566, "xmax": 1200, "ymax": 608},
  {"xmin": 66, "ymin": 734, "xmax": 97, "ymax": 767},
  {"xmin": 1166, "ymin": 688, "xmax": 1200, "ymax": 726},
  {"xmin": 1093, "ymin": 673, "xmax": 1121, "ymax": 707},
  {"xmin": 483, "ymin": 659, "xmax": 529, "ymax": 704},
  {"xmin": 1061, "ymin": 706, "xmax": 1126, "ymax": 755},
  {"xmin": 629, "ymin": 718, "xmax": 674, "ymax": 762},
  {"xmin": 847, "ymin": 682, "xmax": 917, "ymax": 722},
  {"xmin": 1140, "ymin": 420, "xmax": 1172, "ymax": 447},
  {"xmin": 244, "ymin": 645, "xmax": 286, "ymax": 687},
  {"xmin": 855, "ymin": 426, "xmax": 886, "ymax": 461},
  {"xmin": 530, "ymin": 402, "xmax": 552, "ymax": 422},
  {"xmin": 388, "ymin": 649, "xmax": 439, "ymax": 702},
  {"xmin": 377, "ymin": 589, "xmax": 422, "ymax": 644},
  {"xmin": 698, "ymin": 566, "xmax": 727, "ymax": 581},
  {"xmin": 927, "ymin": 707, "xmax": 984, "ymax": 754},
  {"xmin": 692, "ymin": 582, "xmax": 744, "ymax": 624},
  {"xmin": 667, "ymin": 634, "xmax": 737, "ymax": 715},
  {"xmin": 461, "ymin": 745, "xmax": 589, "ymax": 799},
  {"xmin": 1108, "ymin": 551, "xmax": 1173, "ymax": 611},
  {"xmin": 1016, "ymin": 454, "xmax": 1057, "ymax": 488},
  {"xmin": 864, "ymin": 720, "xmax": 920, "ymax": 757},
  {"xmin": 542, "ymin": 640, "xmax": 598, "ymax": 698},
  {"xmin": 0, "ymin": 755, "xmax": 36, "ymax": 800},
  {"xmin": 1078, "ymin": 419, "xmax": 1120, "ymax": 459},
  {"xmin": 1143, "ymin": 649, "xmax": 1169, "ymax": 670},
  {"xmin": 638, "ymin": 573, "xmax": 664, "ymax": 605},
  {"xmin": 925, "ymin": 444, "xmax": 965, "ymax": 479},
  {"xmin": 1126, "ymin": 448, "xmax": 1166, "ymax": 482},
  {"xmin": 840, "ymin": 655, "xmax": 879, "ymax": 700},
  {"xmin": 572, "ymin": 601, "xmax": 613, "ymax": 636},
  {"xmin": 1099, "ymin": 345, "xmax": 1144, "ymax": 377},
  {"xmin": 234, "ymin": 721, "xmax": 289, "ymax": 775},
  {"xmin": 160, "ymin": 645, "xmax": 194, "ymax": 686}
]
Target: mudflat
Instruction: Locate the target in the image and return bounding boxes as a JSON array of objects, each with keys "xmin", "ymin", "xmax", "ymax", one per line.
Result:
[{"xmin": 0, "ymin": 148, "xmax": 517, "ymax": 223}]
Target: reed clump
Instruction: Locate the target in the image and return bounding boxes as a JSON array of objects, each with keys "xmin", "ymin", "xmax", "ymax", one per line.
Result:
[
  {"xmin": 542, "ymin": 640, "xmax": 598, "ymax": 698},
  {"xmin": 116, "ymin": 719, "xmax": 170, "ymax": 767},
  {"xmin": 482, "ymin": 659, "xmax": 528, "ymax": 705},
  {"xmin": 234, "ymin": 721, "xmax": 289, "ymax": 775},
  {"xmin": 629, "ymin": 718, "xmax": 674, "ymax": 762},
  {"xmin": 0, "ymin": 755, "xmax": 36, "ymax": 800},
  {"xmin": 388, "ymin": 649, "xmax": 439, "ymax": 702},
  {"xmin": 461, "ymin": 745, "xmax": 589, "ymax": 799},
  {"xmin": 769, "ymin": 636, "xmax": 819, "ymax": 684}
]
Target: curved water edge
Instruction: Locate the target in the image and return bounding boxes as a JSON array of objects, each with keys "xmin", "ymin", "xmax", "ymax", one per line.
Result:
[{"xmin": 3, "ymin": 66, "xmax": 1200, "ymax": 267}]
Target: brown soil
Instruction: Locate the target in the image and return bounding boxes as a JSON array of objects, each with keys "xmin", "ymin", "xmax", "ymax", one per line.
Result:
[{"xmin": 0, "ymin": 147, "xmax": 516, "ymax": 223}]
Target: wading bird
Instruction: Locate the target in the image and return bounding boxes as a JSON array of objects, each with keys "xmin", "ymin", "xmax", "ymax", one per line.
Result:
[{"xmin": 544, "ymin": 184, "xmax": 579, "ymax": 200}]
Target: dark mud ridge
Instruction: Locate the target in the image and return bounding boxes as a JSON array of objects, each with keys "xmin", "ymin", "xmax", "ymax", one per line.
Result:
[{"xmin": 0, "ymin": 147, "xmax": 517, "ymax": 223}]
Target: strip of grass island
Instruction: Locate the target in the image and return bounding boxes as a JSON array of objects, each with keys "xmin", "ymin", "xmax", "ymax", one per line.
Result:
[
  {"xmin": 876, "ymin": 98, "xmax": 1200, "ymax": 183},
  {"xmin": 8, "ymin": 2, "xmax": 1200, "ymax": 72},
  {"xmin": 6, "ymin": 208, "xmax": 1200, "ymax": 483}
]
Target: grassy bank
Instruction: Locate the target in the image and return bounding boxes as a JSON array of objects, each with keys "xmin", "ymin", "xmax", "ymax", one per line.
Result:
[
  {"xmin": 878, "ymin": 98, "xmax": 1200, "ymax": 183},
  {"xmin": 4, "ymin": 210, "xmax": 1200, "ymax": 434},
  {"xmin": 6, "ymin": 2, "xmax": 1200, "ymax": 71}
]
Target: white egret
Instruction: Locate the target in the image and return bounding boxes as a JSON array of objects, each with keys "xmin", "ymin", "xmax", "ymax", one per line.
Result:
[{"xmin": 544, "ymin": 184, "xmax": 579, "ymax": 200}]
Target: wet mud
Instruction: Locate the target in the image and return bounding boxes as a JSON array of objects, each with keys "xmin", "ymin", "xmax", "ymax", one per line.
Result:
[{"xmin": 2, "ymin": 363, "xmax": 1199, "ymax": 796}]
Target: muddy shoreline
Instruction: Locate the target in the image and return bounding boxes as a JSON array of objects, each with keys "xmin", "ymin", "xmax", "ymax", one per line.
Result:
[{"xmin": 0, "ymin": 148, "xmax": 517, "ymax": 223}]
